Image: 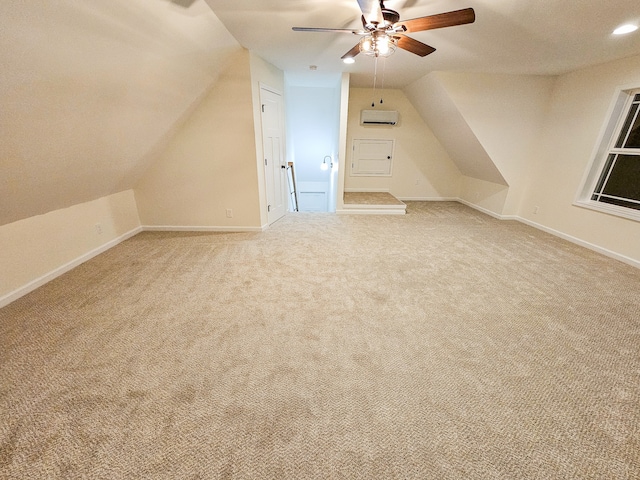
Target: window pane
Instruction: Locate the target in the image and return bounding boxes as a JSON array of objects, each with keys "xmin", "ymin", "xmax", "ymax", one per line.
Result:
[
  {"xmin": 615, "ymin": 103, "xmax": 639, "ymax": 148},
  {"xmin": 625, "ymin": 107, "xmax": 640, "ymax": 148},
  {"xmin": 592, "ymin": 154, "xmax": 616, "ymax": 197},
  {"xmin": 601, "ymin": 154, "xmax": 640, "ymax": 201}
]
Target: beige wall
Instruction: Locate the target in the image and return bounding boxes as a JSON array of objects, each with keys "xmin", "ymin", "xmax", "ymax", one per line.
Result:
[
  {"xmin": 434, "ymin": 72, "xmax": 556, "ymax": 215},
  {"xmin": 249, "ymin": 53, "xmax": 286, "ymax": 226},
  {"xmin": 134, "ymin": 49, "xmax": 263, "ymax": 229},
  {"xmin": 0, "ymin": 190, "xmax": 140, "ymax": 306},
  {"xmin": 345, "ymin": 88, "xmax": 461, "ymax": 199},
  {"xmin": 404, "ymin": 65, "xmax": 639, "ymax": 264},
  {"xmin": 458, "ymin": 176, "xmax": 510, "ymax": 217},
  {"xmin": 520, "ymin": 54, "xmax": 640, "ymax": 264},
  {"xmin": 0, "ymin": 0, "xmax": 240, "ymax": 226}
]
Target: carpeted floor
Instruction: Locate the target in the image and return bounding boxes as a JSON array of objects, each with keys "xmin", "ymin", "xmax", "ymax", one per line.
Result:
[
  {"xmin": 343, "ymin": 192, "xmax": 405, "ymax": 206},
  {"xmin": 1, "ymin": 202, "xmax": 639, "ymax": 479}
]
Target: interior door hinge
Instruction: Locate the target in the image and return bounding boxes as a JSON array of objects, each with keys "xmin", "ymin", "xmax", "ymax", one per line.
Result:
[
  {"xmin": 264, "ymin": 158, "xmax": 268, "ymax": 166},
  {"xmin": 268, "ymin": 205, "xmax": 271, "ymax": 212},
  {"xmin": 262, "ymin": 104, "xmax": 265, "ymax": 113}
]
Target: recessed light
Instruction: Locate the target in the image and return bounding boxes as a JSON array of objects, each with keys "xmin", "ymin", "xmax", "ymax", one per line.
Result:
[
  {"xmin": 613, "ymin": 24, "xmax": 638, "ymax": 35},
  {"xmin": 343, "ymin": 57, "xmax": 355, "ymax": 64}
]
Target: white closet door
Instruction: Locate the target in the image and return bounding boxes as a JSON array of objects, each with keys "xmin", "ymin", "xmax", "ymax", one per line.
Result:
[{"xmin": 351, "ymin": 139, "xmax": 394, "ymax": 176}]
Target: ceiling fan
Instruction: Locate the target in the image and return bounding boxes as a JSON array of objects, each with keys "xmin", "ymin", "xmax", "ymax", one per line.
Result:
[{"xmin": 293, "ymin": 0, "xmax": 475, "ymax": 61}]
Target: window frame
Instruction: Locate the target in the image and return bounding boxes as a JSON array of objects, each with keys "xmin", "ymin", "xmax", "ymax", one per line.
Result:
[{"xmin": 575, "ymin": 85, "xmax": 640, "ymax": 222}]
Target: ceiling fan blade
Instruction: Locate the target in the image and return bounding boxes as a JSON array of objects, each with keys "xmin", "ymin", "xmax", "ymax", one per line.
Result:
[
  {"xmin": 292, "ymin": 27, "xmax": 360, "ymax": 33},
  {"xmin": 341, "ymin": 43, "xmax": 361, "ymax": 60},
  {"xmin": 395, "ymin": 36, "xmax": 436, "ymax": 57},
  {"xmin": 399, "ymin": 8, "xmax": 475, "ymax": 33},
  {"xmin": 357, "ymin": 0, "xmax": 384, "ymax": 25}
]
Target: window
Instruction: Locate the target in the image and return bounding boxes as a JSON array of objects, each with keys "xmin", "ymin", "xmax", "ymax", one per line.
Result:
[{"xmin": 577, "ymin": 88, "xmax": 640, "ymax": 221}]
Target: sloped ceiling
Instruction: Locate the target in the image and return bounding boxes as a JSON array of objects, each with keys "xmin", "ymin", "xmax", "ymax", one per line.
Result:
[
  {"xmin": 0, "ymin": 0, "xmax": 241, "ymax": 226},
  {"xmin": 405, "ymin": 73, "xmax": 507, "ymax": 186}
]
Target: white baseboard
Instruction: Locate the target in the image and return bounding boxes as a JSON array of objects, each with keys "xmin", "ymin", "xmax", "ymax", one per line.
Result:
[
  {"xmin": 456, "ymin": 198, "xmax": 519, "ymax": 220},
  {"xmin": 142, "ymin": 225, "xmax": 266, "ymax": 233},
  {"xmin": 0, "ymin": 224, "xmax": 270, "ymax": 308},
  {"xmin": 457, "ymin": 199, "xmax": 639, "ymax": 269},
  {"xmin": 516, "ymin": 216, "xmax": 640, "ymax": 269},
  {"xmin": 0, "ymin": 226, "xmax": 143, "ymax": 309}
]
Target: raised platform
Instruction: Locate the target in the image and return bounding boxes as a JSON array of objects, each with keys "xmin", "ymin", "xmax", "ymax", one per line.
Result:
[{"xmin": 338, "ymin": 192, "xmax": 406, "ymax": 215}]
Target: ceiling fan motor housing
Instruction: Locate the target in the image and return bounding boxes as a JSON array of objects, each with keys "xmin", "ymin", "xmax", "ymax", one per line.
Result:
[{"xmin": 381, "ymin": 8, "xmax": 400, "ymax": 27}]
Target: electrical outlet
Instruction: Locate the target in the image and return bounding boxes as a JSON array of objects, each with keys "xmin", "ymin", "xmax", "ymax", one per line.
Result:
[
  {"xmin": 533, "ymin": 206, "xmax": 539, "ymax": 214},
  {"xmin": 415, "ymin": 179, "xmax": 420, "ymax": 185},
  {"xmin": 95, "ymin": 223, "xmax": 103, "ymax": 235},
  {"xmin": 226, "ymin": 209, "xmax": 233, "ymax": 218}
]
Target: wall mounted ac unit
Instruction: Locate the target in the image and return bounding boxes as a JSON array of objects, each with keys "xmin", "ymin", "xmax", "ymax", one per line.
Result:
[{"xmin": 360, "ymin": 110, "xmax": 399, "ymax": 126}]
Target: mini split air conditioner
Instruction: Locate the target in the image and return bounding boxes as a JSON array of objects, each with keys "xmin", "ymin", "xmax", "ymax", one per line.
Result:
[{"xmin": 360, "ymin": 110, "xmax": 399, "ymax": 126}]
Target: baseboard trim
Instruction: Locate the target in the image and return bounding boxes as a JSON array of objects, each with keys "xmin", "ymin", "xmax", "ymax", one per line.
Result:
[
  {"xmin": 456, "ymin": 198, "xmax": 517, "ymax": 220},
  {"xmin": 0, "ymin": 226, "xmax": 143, "ymax": 309},
  {"xmin": 516, "ymin": 216, "xmax": 640, "ymax": 269},
  {"xmin": 457, "ymin": 199, "xmax": 639, "ymax": 269},
  {"xmin": 142, "ymin": 225, "xmax": 266, "ymax": 233}
]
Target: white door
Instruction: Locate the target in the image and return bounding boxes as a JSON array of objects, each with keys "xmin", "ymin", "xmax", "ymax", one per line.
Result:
[{"xmin": 260, "ymin": 86, "xmax": 287, "ymax": 224}]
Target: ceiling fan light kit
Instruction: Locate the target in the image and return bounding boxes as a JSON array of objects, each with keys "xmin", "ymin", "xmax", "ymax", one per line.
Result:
[{"xmin": 359, "ymin": 31, "xmax": 397, "ymax": 57}]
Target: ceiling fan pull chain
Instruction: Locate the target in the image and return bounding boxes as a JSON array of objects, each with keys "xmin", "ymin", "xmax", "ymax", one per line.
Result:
[
  {"xmin": 380, "ymin": 55, "xmax": 387, "ymax": 104},
  {"xmin": 371, "ymin": 55, "xmax": 379, "ymax": 107}
]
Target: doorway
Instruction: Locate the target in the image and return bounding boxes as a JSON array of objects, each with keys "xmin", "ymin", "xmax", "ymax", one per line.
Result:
[{"xmin": 285, "ymin": 74, "xmax": 342, "ymax": 212}]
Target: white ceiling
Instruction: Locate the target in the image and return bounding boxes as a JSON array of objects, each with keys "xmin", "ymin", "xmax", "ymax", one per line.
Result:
[{"xmin": 204, "ymin": 0, "xmax": 640, "ymax": 88}]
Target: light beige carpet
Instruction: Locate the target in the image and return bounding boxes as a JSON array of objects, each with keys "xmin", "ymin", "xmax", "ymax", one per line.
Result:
[
  {"xmin": 343, "ymin": 191, "xmax": 405, "ymax": 206},
  {"xmin": 1, "ymin": 202, "xmax": 639, "ymax": 479}
]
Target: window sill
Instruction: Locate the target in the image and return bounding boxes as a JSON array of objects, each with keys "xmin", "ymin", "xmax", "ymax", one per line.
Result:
[{"xmin": 574, "ymin": 199, "xmax": 640, "ymax": 223}]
